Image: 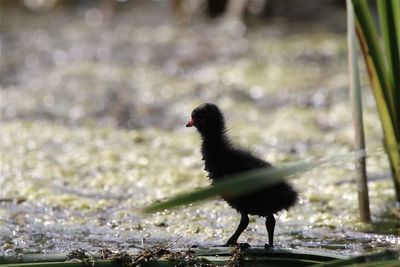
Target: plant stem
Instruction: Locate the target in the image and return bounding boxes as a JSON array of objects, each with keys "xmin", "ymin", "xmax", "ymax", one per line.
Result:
[{"xmin": 347, "ymin": 0, "xmax": 371, "ymax": 222}]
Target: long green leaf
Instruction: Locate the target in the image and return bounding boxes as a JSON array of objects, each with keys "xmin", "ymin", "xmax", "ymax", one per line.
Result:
[
  {"xmin": 392, "ymin": 0, "xmax": 400, "ymax": 62},
  {"xmin": 389, "ymin": 0, "xmax": 400, "ymax": 135},
  {"xmin": 143, "ymin": 162, "xmax": 314, "ymax": 213},
  {"xmin": 352, "ymin": 0, "xmax": 395, "ymax": 127},
  {"xmin": 355, "ymin": 19, "xmax": 400, "ymax": 199},
  {"xmin": 377, "ymin": 0, "xmax": 400, "ymax": 136},
  {"xmin": 353, "ymin": 0, "xmax": 400, "ymax": 200},
  {"xmin": 143, "ymin": 151, "xmax": 366, "ymax": 214}
]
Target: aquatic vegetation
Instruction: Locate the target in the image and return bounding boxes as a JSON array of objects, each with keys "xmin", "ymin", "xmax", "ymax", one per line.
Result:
[{"xmin": 1, "ymin": 111, "xmax": 398, "ymax": 255}]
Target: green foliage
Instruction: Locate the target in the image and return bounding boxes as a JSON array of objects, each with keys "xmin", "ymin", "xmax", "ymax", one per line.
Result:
[
  {"xmin": 352, "ymin": 0, "xmax": 400, "ymax": 201},
  {"xmin": 143, "ymin": 151, "xmax": 366, "ymax": 213},
  {"xmin": 143, "ymin": 161, "xmax": 316, "ymax": 213}
]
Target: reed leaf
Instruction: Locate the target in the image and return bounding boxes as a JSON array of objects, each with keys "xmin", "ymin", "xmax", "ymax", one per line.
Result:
[
  {"xmin": 392, "ymin": 0, "xmax": 400, "ymax": 57},
  {"xmin": 352, "ymin": 0, "xmax": 400, "ymax": 200},
  {"xmin": 377, "ymin": 0, "xmax": 400, "ymax": 134},
  {"xmin": 143, "ymin": 151, "xmax": 367, "ymax": 214},
  {"xmin": 143, "ymin": 161, "xmax": 316, "ymax": 213},
  {"xmin": 352, "ymin": 0, "xmax": 394, "ymax": 121}
]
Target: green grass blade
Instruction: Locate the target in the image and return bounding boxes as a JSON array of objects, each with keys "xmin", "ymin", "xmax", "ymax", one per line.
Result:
[
  {"xmin": 353, "ymin": 0, "xmax": 400, "ymax": 200},
  {"xmin": 389, "ymin": 0, "xmax": 400, "ymax": 133},
  {"xmin": 352, "ymin": 0, "xmax": 395, "ymax": 124},
  {"xmin": 143, "ymin": 151, "xmax": 366, "ymax": 214},
  {"xmin": 377, "ymin": 0, "xmax": 400, "ymax": 135},
  {"xmin": 356, "ymin": 20, "xmax": 400, "ymax": 199},
  {"xmin": 392, "ymin": 0, "xmax": 400, "ymax": 59},
  {"xmin": 143, "ymin": 161, "xmax": 315, "ymax": 213}
]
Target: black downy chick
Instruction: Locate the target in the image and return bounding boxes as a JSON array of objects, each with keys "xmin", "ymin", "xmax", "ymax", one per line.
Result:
[{"xmin": 186, "ymin": 103, "xmax": 298, "ymax": 248}]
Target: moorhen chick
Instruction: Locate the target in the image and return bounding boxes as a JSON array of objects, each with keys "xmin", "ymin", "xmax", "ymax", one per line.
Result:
[{"xmin": 186, "ymin": 103, "xmax": 298, "ymax": 248}]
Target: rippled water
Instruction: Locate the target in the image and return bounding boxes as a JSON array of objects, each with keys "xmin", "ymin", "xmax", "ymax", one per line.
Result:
[{"xmin": 1, "ymin": 1, "xmax": 399, "ymax": 257}]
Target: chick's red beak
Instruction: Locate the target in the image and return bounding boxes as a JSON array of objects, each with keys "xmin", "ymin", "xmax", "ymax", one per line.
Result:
[{"xmin": 186, "ymin": 118, "xmax": 194, "ymax": 127}]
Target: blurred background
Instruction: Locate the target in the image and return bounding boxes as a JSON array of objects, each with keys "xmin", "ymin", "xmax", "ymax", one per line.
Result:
[{"xmin": 0, "ymin": 0, "xmax": 399, "ymax": 256}]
